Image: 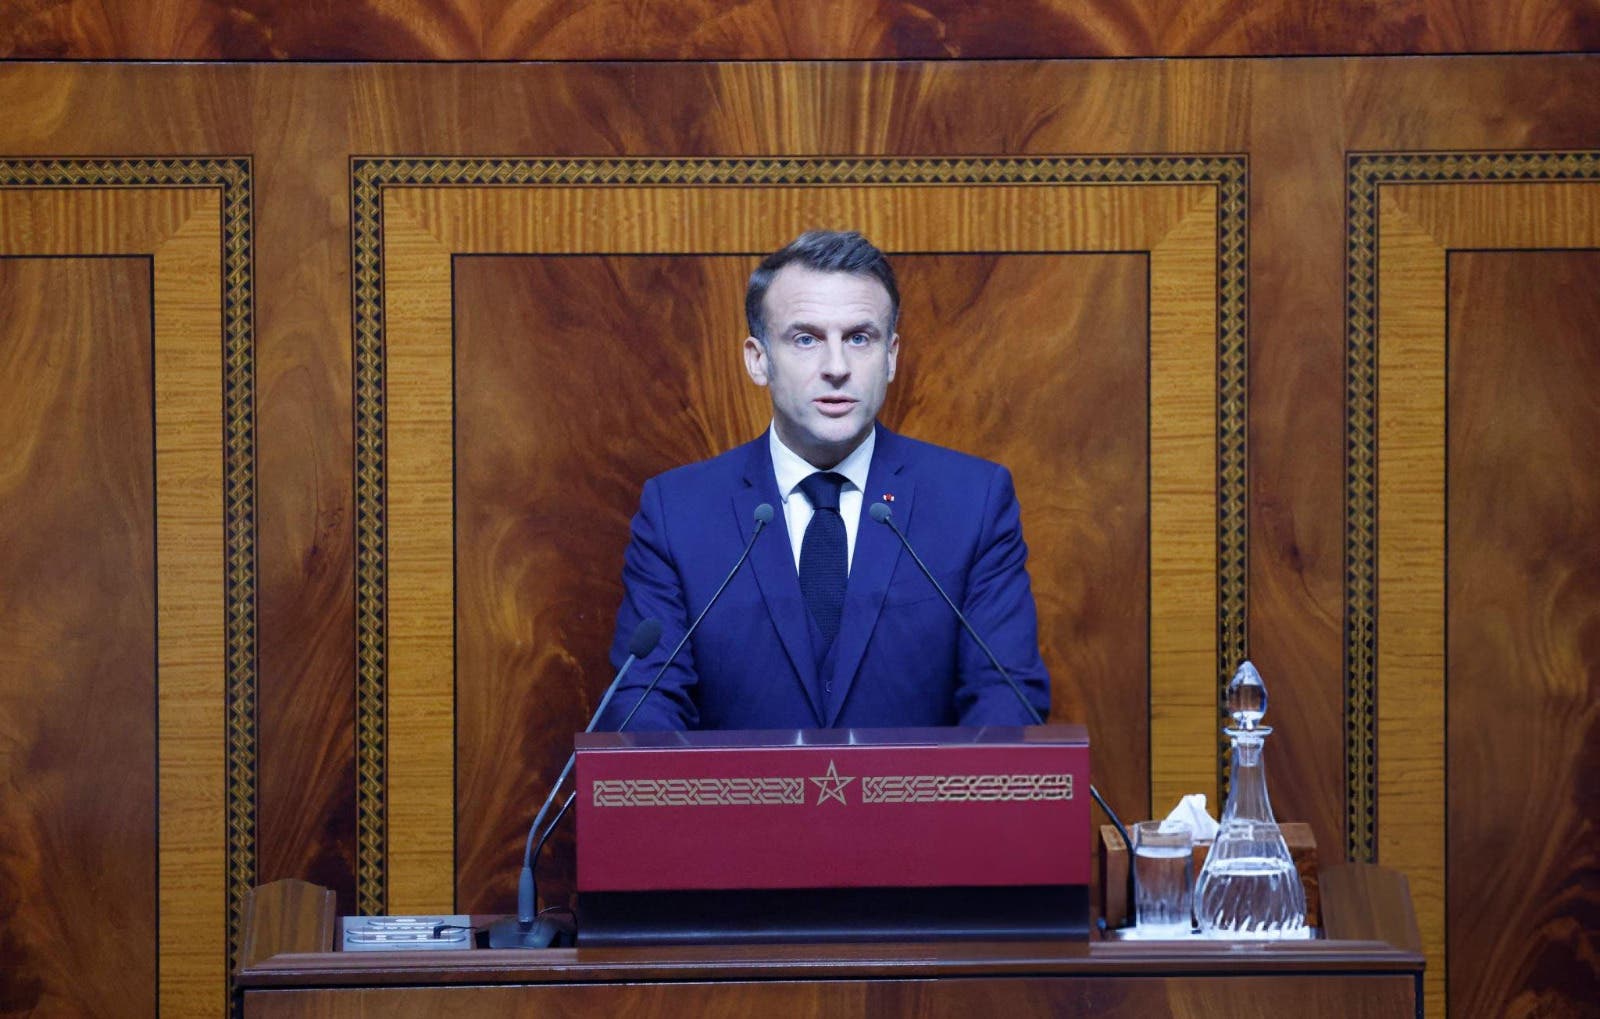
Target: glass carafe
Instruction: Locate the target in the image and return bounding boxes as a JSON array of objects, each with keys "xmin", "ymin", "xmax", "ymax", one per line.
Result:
[{"xmin": 1193, "ymin": 662, "xmax": 1308, "ymax": 939}]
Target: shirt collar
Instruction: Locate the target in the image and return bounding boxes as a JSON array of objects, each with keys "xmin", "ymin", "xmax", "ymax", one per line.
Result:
[{"xmin": 769, "ymin": 424, "xmax": 875, "ymax": 500}]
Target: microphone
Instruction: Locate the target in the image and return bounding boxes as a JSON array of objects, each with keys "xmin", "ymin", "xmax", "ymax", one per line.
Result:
[
  {"xmin": 613, "ymin": 502, "xmax": 774, "ymax": 732},
  {"xmin": 487, "ymin": 617, "xmax": 661, "ymax": 948},
  {"xmin": 869, "ymin": 501, "xmax": 1134, "ymax": 895}
]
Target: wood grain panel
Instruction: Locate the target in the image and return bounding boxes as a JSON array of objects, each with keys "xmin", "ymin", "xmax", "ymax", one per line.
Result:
[
  {"xmin": 0, "ymin": 173, "xmax": 251, "ymax": 1019},
  {"xmin": 0, "ymin": 257, "xmax": 156, "ymax": 1018},
  {"xmin": 4, "ymin": 0, "xmax": 1597, "ymax": 59},
  {"xmin": 395, "ymin": 183, "xmax": 1212, "ymax": 255},
  {"xmin": 889, "ymin": 253, "xmax": 1150, "ymax": 828},
  {"xmin": 1365, "ymin": 169, "xmax": 1600, "ymax": 1019},
  {"xmin": 151, "ymin": 188, "xmax": 230, "ymax": 1019},
  {"xmin": 1446, "ymin": 250, "xmax": 1600, "ymax": 1019},
  {"xmin": 1146, "ymin": 196, "xmax": 1224, "ymax": 818},
  {"xmin": 451, "ymin": 255, "xmax": 767, "ymax": 915},
  {"xmin": 374, "ymin": 198, "xmax": 459, "ymax": 912},
  {"xmin": 1375, "ymin": 189, "xmax": 1449, "ymax": 1014},
  {"xmin": 373, "ymin": 170, "xmax": 1232, "ymax": 913},
  {"xmin": 250, "ymin": 71, "xmax": 360, "ymax": 914},
  {"xmin": 1244, "ymin": 60, "xmax": 1348, "ymax": 856},
  {"xmin": 0, "ymin": 188, "xmax": 205, "ymax": 253},
  {"xmin": 242, "ymin": 974, "xmax": 1418, "ymax": 1019},
  {"xmin": 452, "ymin": 252, "xmax": 1150, "ymax": 913}
]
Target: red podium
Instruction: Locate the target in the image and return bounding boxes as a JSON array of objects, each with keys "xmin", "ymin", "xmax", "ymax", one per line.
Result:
[{"xmin": 573, "ymin": 724, "xmax": 1091, "ymax": 945}]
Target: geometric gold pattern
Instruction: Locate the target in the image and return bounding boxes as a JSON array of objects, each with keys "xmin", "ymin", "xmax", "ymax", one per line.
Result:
[
  {"xmin": 593, "ymin": 777, "xmax": 808, "ymax": 807},
  {"xmin": 861, "ymin": 773, "xmax": 1074, "ymax": 804},
  {"xmin": 591, "ymin": 771, "xmax": 1074, "ymax": 807},
  {"xmin": 351, "ymin": 155, "xmax": 1248, "ymax": 917}
]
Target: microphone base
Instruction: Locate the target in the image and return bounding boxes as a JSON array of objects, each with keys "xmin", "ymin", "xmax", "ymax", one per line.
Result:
[{"xmin": 487, "ymin": 914, "xmax": 574, "ymax": 948}]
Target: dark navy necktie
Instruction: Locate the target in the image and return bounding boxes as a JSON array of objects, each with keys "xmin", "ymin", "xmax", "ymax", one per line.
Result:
[{"xmin": 797, "ymin": 471, "xmax": 849, "ymax": 645}]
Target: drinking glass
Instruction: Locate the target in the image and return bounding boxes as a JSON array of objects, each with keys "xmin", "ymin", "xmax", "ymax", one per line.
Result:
[{"xmin": 1133, "ymin": 820, "xmax": 1194, "ymax": 937}]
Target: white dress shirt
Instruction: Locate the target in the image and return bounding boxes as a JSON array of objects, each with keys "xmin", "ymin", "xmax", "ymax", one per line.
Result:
[{"xmin": 769, "ymin": 426, "xmax": 875, "ymax": 572}]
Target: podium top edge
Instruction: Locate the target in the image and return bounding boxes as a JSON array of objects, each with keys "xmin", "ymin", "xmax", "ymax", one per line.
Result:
[{"xmin": 576, "ymin": 723, "xmax": 1089, "ymax": 751}]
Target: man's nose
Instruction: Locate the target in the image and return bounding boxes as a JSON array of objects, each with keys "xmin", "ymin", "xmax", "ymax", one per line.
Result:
[{"xmin": 821, "ymin": 337, "xmax": 850, "ymax": 379}]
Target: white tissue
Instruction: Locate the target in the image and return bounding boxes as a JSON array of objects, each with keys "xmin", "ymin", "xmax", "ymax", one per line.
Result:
[{"xmin": 1162, "ymin": 793, "xmax": 1220, "ymax": 841}]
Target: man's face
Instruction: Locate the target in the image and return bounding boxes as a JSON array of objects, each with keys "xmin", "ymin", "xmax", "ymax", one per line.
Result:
[{"xmin": 743, "ymin": 265, "xmax": 899, "ymax": 469}]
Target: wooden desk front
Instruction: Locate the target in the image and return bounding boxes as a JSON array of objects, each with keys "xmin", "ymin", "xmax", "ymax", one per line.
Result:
[{"xmin": 236, "ymin": 865, "xmax": 1422, "ymax": 1018}]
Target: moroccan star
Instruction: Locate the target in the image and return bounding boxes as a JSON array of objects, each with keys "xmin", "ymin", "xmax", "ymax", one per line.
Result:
[{"xmin": 809, "ymin": 760, "xmax": 855, "ymax": 805}]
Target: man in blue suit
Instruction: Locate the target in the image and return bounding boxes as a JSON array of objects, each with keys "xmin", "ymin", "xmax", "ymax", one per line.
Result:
[{"xmin": 603, "ymin": 231, "xmax": 1050, "ymax": 731}]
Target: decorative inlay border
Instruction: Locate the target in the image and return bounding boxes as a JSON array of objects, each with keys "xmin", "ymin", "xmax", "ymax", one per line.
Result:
[
  {"xmin": 1342, "ymin": 150, "xmax": 1600, "ymax": 863},
  {"xmin": 350, "ymin": 155, "xmax": 1248, "ymax": 913},
  {"xmin": 0, "ymin": 157, "xmax": 256, "ymax": 1003},
  {"xmin": 590, "ymin": 772, "xmax": 1075, "ymax": 807},
  {"xmin": 593, "ymin": 777, "xmax": 808, "ymax": 807},
  {"xmin": 862, "ymin": 773, "xmax": 1074, "ymax": 803}
]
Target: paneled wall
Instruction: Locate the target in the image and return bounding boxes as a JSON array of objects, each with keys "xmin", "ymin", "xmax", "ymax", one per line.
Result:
[
  {"xmin": 0, "ymin": 8, "xmax": 1596, "ymax": 1017},
  {"xmin": 3, "ymin": 0, "xmax": 1598, "ymax": 57}
]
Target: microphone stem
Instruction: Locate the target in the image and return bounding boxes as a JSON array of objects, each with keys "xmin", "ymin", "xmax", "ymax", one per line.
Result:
[
  {"xmin": 535, "ymin": 791, "xmax": 578, "ymax": 864},
  {"xmin": 585, "ymin": 652, "xmax": 635, "ymax": 738},
  {"xmin": 879, "ymin": 514, "xmax": 1043, "ymax": 725},
  {"xmin": 614, "ymin": 517, "xmax": 768, "ymax": 733},
  {"xmin": 515, "ymin": 647, "xmax": 642, "ymax": 921},
  {"xmin": 523, "ymin": 756, "xmax": 576, "ymax": 868}
]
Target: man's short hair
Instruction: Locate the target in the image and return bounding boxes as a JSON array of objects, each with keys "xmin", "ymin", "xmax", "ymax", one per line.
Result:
[{"xmin": 745, "ymin": 230, "xmax": 900, "ymax": 342}]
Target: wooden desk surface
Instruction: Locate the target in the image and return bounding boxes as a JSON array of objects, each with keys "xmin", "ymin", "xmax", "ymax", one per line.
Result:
[{"xmin": 235, "ymin": 865, "xmax": 1423, "ymax": 1018}]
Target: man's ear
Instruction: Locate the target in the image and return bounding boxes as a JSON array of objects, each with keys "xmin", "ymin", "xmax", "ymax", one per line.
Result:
[
  {"xmin": 886, "ymin": 332, "xmax": 899, "ymax": 382},
  {"xmin": 743, "ymin": 336, "xmax": 770, "ymax": 386}
]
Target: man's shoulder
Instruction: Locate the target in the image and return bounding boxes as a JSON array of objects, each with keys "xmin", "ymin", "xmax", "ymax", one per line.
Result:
[
  {"xmin": 883, "ymin": 429, "xmax": 1010, "ymax": 482},
  {"xmin": 646, "ymin": 435, "xmax": 763, "ymax": 494}
]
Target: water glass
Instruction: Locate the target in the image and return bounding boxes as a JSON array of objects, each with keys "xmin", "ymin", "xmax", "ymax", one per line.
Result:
[{"xmin": 1133, "ymin": 820, "xmax": 1194, "ymax": 937}]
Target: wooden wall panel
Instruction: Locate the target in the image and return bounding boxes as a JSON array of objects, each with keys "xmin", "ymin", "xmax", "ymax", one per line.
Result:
[
  {"xmin": 1244, "ymin": 60, "xmax": 1350, "ymax": 854},
  {"xmin": 3, "ymin": 0, "xmax": 1597, "ymax": 59},
  {"xmin": 0, "ymin": 257, "xmax": 156, "ymax": 1019},
  {"xmin": 451, "ymin": 251, "xmax": 1151, "ymax": 913},
  {"xmin": 452, "ymin": 256, "xmax": 765, "ymax": 912},
  {"xmin": 253, "ymin": 97, "xmax": 362, "ymax": 908},
  {"xmin": 1446, "ymin": 251, "xmax": 1600, "ymax": 1019},
  {"xmin": 0, "ymin": 57, "xmax": 1597, "ymax": 1019},
  {"xmin": 371, "ymin": 170, "xmax": 1232, "ymax": 914},
  {"xmin": 1351, "ymin": 167, "xmax": 1600, "ymax": 1018},
  {"xmin": 888, "ymin": 253, "xmax": 1150, "ymax": 824},
  {"xmin": 0, "ymin": 168, "xmax": 255, "ymax": 1019}
]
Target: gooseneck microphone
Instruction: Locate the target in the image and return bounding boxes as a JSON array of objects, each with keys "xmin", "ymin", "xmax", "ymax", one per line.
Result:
[
  {"xmin": 487, "ymin": 617, "xmax": 661, "ymax": 948},
  {"xmin": 868, "ymin": 501, "xmax": 1134, "ymax": 860}
]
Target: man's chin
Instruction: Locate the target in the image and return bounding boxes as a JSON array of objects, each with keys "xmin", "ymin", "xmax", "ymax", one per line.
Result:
[
  {"xmin": 782, "ymin": 420, "xmax": 871, "ymax": 467},
  {"xmin": 812, "ymin": 425, "xmax": 871, "ymax": 458}
]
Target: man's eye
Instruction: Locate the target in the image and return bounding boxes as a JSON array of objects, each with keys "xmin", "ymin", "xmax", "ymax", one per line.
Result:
[
  {"xmin": 792, "ymin": 334, "xmax": 818, "ymax": 348},
  {"xmin": 847, "ymin": 332, "xmax": 872, "ymax": 346}
]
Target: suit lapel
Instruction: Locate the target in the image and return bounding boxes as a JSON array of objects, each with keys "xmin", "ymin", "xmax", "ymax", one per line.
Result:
[
  {"xmin": 735, "ymin": 438, "xmax": 825, "ymax": 725},
  {"xmin": 823, "ymin": 425, "xmax": 915, "ymax": 726}
]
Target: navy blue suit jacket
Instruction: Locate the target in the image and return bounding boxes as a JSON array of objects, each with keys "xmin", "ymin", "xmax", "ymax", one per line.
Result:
[{"xmin": 603, "ymin": 424, "xmax": 1050, "ymax": 730}]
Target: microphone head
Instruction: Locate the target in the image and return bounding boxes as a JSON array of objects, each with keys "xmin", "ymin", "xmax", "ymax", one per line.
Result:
[
  {"xmin": 753, "ymin": 502, "xmax": 775, "ymax": 524},
  {"xmin": 627, "ymin": 618, "xmax": 663, "ymax": 658},
  {"xmin": 869, "ymin": 501, "xmax": 892, "ymax": 523}
]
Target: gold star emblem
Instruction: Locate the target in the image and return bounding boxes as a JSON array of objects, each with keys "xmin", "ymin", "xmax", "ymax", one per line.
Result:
[{"xmin": 809, "ymin": 760, "xmax": 855, "ymax": 805}]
